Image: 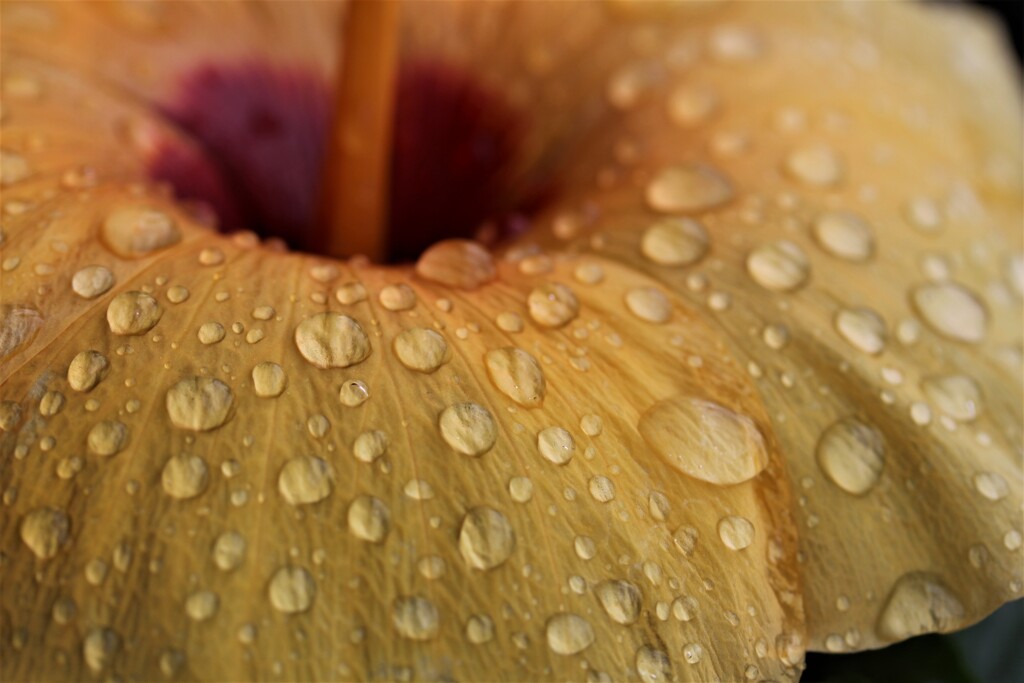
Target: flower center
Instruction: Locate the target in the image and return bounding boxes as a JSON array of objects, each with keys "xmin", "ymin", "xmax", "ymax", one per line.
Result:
[{"xmin": 147, "ymin": 59, "xmax": 533, "ymax": 262}]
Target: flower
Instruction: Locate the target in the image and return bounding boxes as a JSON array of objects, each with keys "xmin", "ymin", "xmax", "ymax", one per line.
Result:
[{"xmin": 0, "ymin": 1, "xmax": 1021, "ymax": 681}]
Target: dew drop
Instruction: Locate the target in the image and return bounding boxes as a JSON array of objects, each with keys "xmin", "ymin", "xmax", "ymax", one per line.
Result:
[
  {"xmin": 0, "ymin": 149, "xmax": 30, "ymax": 185},
  {"xmin": 625, "ymin": 287, "xmax": 672, "ymax": 323},
  {"xmin": 459, "ymin": 506, "xmax": 516, "ymax": 571},
  {"xmin": 353, "ymin": 430, "xmax": 388, "ymax": 463},
  {"xmin": 439, "ymin": 402, "xmax": 497, "ymax": 456},
  {"xmin": 83, "ymin": 627, "xmax": 119, "ymax": 674},
  {"xmin": 403, "ymin": 479, "xmax": 434, "ymax": 500},
  {"xmin": 39, "ymin": 391, "xmax": 65, "ymax": 417},
  {"xmin": 71, "ymin": 266, "xmax": 115, "ymax": 299},
  {"xmin": 635, "ymin": 646, "xmax": 672, "ymax": 682},
  {"xmin": 252, "ymin": 362, "xmax": 287, "ymax": 398},
  {"xmin": 379, "ymin": 283, "xmax": 417, "ymax": 311},
  {"xmin": 484, "ymin": 347, "xmax": 546, "ymax": 407},
  {"xmin": 185, "ymin": 590, "xmax": 219, "ymax": 621},
  {"xmin": 466, "ymin": 615, "xmax": 495, "ymax": 644},
  {"xmin": 574, "ymin": 536, "xmax": 596, "ymax": 560},
  {"xmin": 834, "ymin": 307, "xmax": 887, "ymax": 354},
  {"xmin": 639, "ymin": 396, "xmax": 768, "ymax": 485},
  {"xmin": 816, "ymin": 417, "xmax": 885, "ymax": 496},
  {"xmin": 212, "ymin": 531, "xmax": 246, "ymax": 571},
  {"xmin": 537, "ymin": 427, "xmax": 575, "ymax": 465},
  {"xmin": 528, "ymin": 283, "xmax": 580, "ymax": 328},
  {"xmin": 294, "ymin": 312, "xmax": 371, "ymax": 368},
  {"xmin": 166, "ymin": 377, "xmax": 233, "ymax": 431},
  {"xmin": 746, "ymin": 240, "xmax": 810, "ymax": 291},
  {"xmin": 645, "ymin": 163, "xmax": 733, "ymax": 213},
  {"xmin": 278, "ymin": 456, "xmax": 333, "ymax": 505},
  {"xmin": 876, "ymin": 572, "xmax": 964, "ymax": 641},
  {"xmin": 268, "ymin": 566, "xmax": 316, "ymax": 614},
  {"xmin": 667, "ymin": 84, "xmax": 718, "ymax": 127},
  {"xmin": 588, "ymin": 476, "xmax": 615, "ymax": 503},
  {"xmin": 87, "ymin": 420, "xmax": 128, "ymax": 456},
  {"xmin": 197, "ymin": 322, "xmax": 225, "ymax": 345},
  {"xmin": 641, "ymin": 217, "xmax": 709, "ymax": 267},
  {"xmin": 0, "ymin": 304, "xmax": 43, "ymax": 359},
  {"xmin": 683, "ymin": 643, "xmax": 704, "ymax": 664},
  {"xmin": 100, "ymin": 206, "xmax": 180, "ymax": 258},
  {"xmin": 64, "ymin": 351, "xmax": 109, "ymax": 394},
  {"xmin": 546, "ymin": 613, "xmax": 594, "ymax": 655},
  {"xmin": 348, "ymin": 495, "xmax": 391, "ymax": 543},
  {"xmin": 905, "ymin": 197, "xmax": 943, "ymax": 232},
  {"xmin": 107, "ymin": 291, "xmax": 162, "ymax": 335},
  {"xmin": 496, "ymin": 312, "xmax": 524, "ymax": 333},
  {"xmin": 595, "ymin": 580, "xmax": 642, "ymax": 625},
  {"xmin": 911, "ymin": 283, "xmax": 987, "ymax": 343},
  {"xmin": 415, "ymin": 239, "xmax": 496, "ymax": 290},
  {"xmin": 393, "ymin": 596, "xmax": 440, "ymax": 640},
  {"xmin": 19, "ymin": 507, "xmax": 69, "ymax": 559},
  {"xmin": 973, "ymin": 472, "xmax": 1009, "ymax": 501},
  {"xmin": 339, "ymin": 379, "xmax": 370, "ymax": 407},
  {"xmin": 393, "ymin": 328, "xmax": 448, "ymax": 373},
  {"xmin": 161, "ymin": 454, "xmax": 209, "ymax": 500},
  {"xmin": 784, "ymin": 144, "xmax": 844, "ymax": 187},
  {"xmin": 509, "ymin": 476, "xmax": 534, "ymax": 503},
  {"xmin": 813, "ymin": 212, "xmax": 874, "ymax": 262},
  {"xmin": 717, "ymin": 515, "xmax": 754, "ymax": 550},
  {"xmin": 335, "ymin": 282, "xmax": 367, "ymax": 305}
]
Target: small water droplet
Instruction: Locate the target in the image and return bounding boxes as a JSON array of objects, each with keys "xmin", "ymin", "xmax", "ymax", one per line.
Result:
[
  {"xmin": 339, "ymin": 379, "xmax": 370, "ymax": 407},
  {"xmin": 784, "ymin": 144, "xmax": 843, "ymax": 187},
  {"xmin": 161, "ymin": 453, "xmax": 209, "ymax": 499},
  {"xmin": 165, "ymin": 377, "xmax": 233, "ymax": 431},
  {"xmin": 379, "ymin": 283, "xmax": 417, "ymax": 311},
  {"xmin": 68, "ymin": 350, "xmax": 109, "ymax": 392},
  {"xmin": 588, "ymin": 476, "xmax": 615, "ymax": 502},
  {"xmin": 19, "ymin": 507, "xmax": 69, "ymax": 559},
  {"xmin": 484, "ymin": 347, "xmax": 546, "ymax": 407},
  {"xmin": 71, "ymin": 266, "xmax": 115, "ymax": 299},
  {"xmin": 439, "ymin": 402, "xmax": 497, "ymax": 456},
  {"xmin": 816, "ymin": 417, "xmax": 885, "ymax": 495},
  {"xmin": 107, "ymin": 291, "xmax": 162, "ymax": 335},
  {"xmin": 528, "ymin": 283, "xmax": 580, "ymax": 328},
  {"xmin": 212, "ymin": 531, "xmax": 246, "ymax": 571},
  {"xmin": 639, "ymin": 397, "xmax": 768, "ymax": 485},
  {"xmin": 393, "ymin": 595, "xmax": 440, "ymax": 640},
  {"xmin": 278, "ymin": 456, "xmax": 333, "ymax": 505},
  {"xmin": 746, "ymin": 240, "xmax": 810, "ymax": 291},
  {"xmin": 911, "ymin": 282, "xmax": 987, "ymax": 343},
  {"xmin": 635, "ymin": 646, "xmax": 672, "ymax": 682},
  {"xmin": 667, "ymin": 84, "xmax": 718, "ymax": 127},
  {"xmin": 83, "ymin": 627, "xmax": 119, "ymax": 674},
  {"xmin": 393, "ymin": 328, "xmax": 448, "ymax": 373},
  {"xmin": 252, "ymin": 362, "xmax": 287, "ymax": 398},
  {"xmin": 813, "ymin": 211, "xmax": 874, "ymax": 261},
  {"xmin": 335, "ymin": 282, "xmax": 367, "ymax": 305},
  {"xmin": 268, "ymin": 566, "xmax": 316, "ymax": 613},
  {"xmin": 459, "ymin": 506, "xmax": 515, "ymax": 570},
  {"xmin": 0, "ymin": 149, "xmax": 31, "ymax": 185},
  {"xmin": 595, "ymin": 580, "xmax": 642, "ymax": 625},
  {"xmin": 87, "ymin": 420, "xmax": 128, "ymax": 456},
  {"xmin": 834, "ymin": 307, "xmax": 887, "ymax": 354},
  {"xmin": 717, "ymin": 515, "xmax": 754, "ymax": 550},
  {"xmin": 625, "ymin": 287, "xmax": 672, "ymax": 323},
  {"xmin": 348, "ymin": 495, "xmax": 391, "ymax": 543},
  {"xmin": 509, "ymin": 476, "xmax": 534, "ymax": 503},
  {"xmin": 646, "ymin": 163, "xmax": 733, "ymax": 213},
  {"xmin": 641, "ymin": 217, "xmax": 709, "ymax": 267},
  {"xmin": 197, "ymin": 322, "xmax": 225, "ymax": 345},
  {"xmin": 683, "ymin": 643, "xmax": 704, "ymax": 664},
  {"xmin": 973, "ymin": 472, "xmax": 1009, "ymax": 501},
  {"xmin": 185, "ymin": 590, "xmax": 219, "ymax": 621},
  {"xmin": 537, "ymin": 427, "xmax": 575, "ymax": 465},
  {"xmin": 465, "ymin": 614, "xmax": 495, "ymax": 644}
]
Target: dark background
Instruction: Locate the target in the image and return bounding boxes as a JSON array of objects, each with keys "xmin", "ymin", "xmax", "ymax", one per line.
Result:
[{"xmin": 970, "ymin": 0, "xmax": 1023, "ymax": 61}]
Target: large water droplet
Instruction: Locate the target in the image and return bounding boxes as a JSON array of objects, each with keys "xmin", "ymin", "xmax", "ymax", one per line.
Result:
[
  {"xmin": 100, "ymin": 206, "xmax": 180, "ymax": 258},
  {"xmin": 294, "ymin": 313, "xmax": 371, "ymax": 368},
  {"xmin": 645, "ymin": 163, "xmax": 733, "ymax": 213},
  {"xmin": 278, "ymin": 456, "xmax": 333, "ymax": 505},
  {"xmin": 71, "ymin": 266, "xmax": 115, "ymax": 299},
  {"xmin": 484, "ymin": 347, "xmax": 546, "ymax": 407},
  {"xmin": 528, "ymin": 283, "xmax": 580, "ymax": 328},
  {"xmin": 161, "ymin": 454, "xmax": 209, "ymax": 499},
  {"xmin": 910, "ymin": 283, "xmax": 987, "ymax": 343},
  {"xmin": 379, "ymin": 283, "xmax": 417, "ymax": 311},
  {"xmin": 639, "ymin": 397, "xmax": 768, "ymax": 485},
  {"xmin": 641, "ymin": 217, "xmax": 709, "ymax": 267},
  {"xmin": 107, "ymin": 291, "xmax": 162, "ymax": 335},
  {"xmin": 537, "ymin": 427, "xmax": 575, "ymax": 465},
  {"xmin": 816, "ymin": 417, "xmax": 885, "ymax": 495},
  {"xmin": 68, "ymin": 350, "xmax": 109, "ymax": 392},
  {"xmin": 459, "ymin": 506, "xmax": 515, "ymax": 571},
  {"xmin": 166, "ymin": 377, "xmax": 233, "ymax": 431},
  {"xmin": 393, "ymin": 595, "xmax": 440, "ymax": 640},
  {"xmin": 415, "ymin": 239, "xmax": 496, "ymax": 290},
  {"xmin": 876, "ymin": 572, "xmax": 964, "ymax": 641},
  {"xmin": 746, "ymin": 241, "xmax": 810, "ymax": 291},
  {"xmin": 439, "ymin": 402, "xmax": 497, "ymax": 456},
  {"xmin": 595, "ymin": 580, "xmax": 642, "ymax": 625},
  {"xmin": 393, "ymin": 328, "xmax": 448, "ymax": 373},
  {"xmin": 545, "ymin": 613, "xmax": 594, "ymax": 655},
  {"xmin": 268, "ymin": 566, "xmax": 316, "ymax": 614}
]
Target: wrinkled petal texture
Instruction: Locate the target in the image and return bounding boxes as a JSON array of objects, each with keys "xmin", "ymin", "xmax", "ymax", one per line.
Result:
[{"xmin": 1, "ymin": 1, "xmax": 1021, "ymax": 682}]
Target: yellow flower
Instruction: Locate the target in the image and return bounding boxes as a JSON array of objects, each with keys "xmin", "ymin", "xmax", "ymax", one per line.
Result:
[{"xmin": 0, "ymin": 1, "xmax": 1020, "ymax": 680}]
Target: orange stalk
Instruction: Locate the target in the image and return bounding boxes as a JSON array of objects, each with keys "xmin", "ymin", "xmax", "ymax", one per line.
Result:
[{"xmin": 317, "ymin": 0, "xmax": 400, "ymax": 261}]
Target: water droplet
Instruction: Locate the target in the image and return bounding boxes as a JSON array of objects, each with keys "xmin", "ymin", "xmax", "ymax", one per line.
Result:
[
  {"xmin": 439, "ymin": 402, "xmax": 497, "ymax": 456},
  {"xmin": 294, "ymin": 313, "xmax": 372, "ymax": 368},
  {"xmin": 268, "ymin": 566, "xmax": 316, "ymax": 613},
  {"xmin": 278, "ymin": 456, "xmax": 333, "ymax": 505},
  {"xmin": 646, "ymin": 163, "xmax": 733, "ymax": 213},
  {"xmin": 528, "ymin": 283, "xmax": 580, "ymax": 328},
  {"xmin": 348, "ymin": 495, "xmax": 391, "ymax": 542},
  {"xmin": 641, "ymin": 217, "xmax": 709, "ymax": 266},
  {"xmin": 973, "ymin": 472, "xmax": 1009, "ymax": 501},
  {"xmin": 161, "ymin": 454, "xmax": 209, "ymax": 499},
  {"xmin": 905, "ymin": 197, "xmax": 943, "ymax": 232},
  {"xmin": 185, "ymin": 590, "xmax": 219, "ymax": 621},
  {"xmin": 352, "ymin": 430, "xmax": 388, "ymax": 463},
  {"xmin": 876, "ymin": 572, "xmax": 964, "ymax": 641},
  {"xmin": 762, "ymin": 323, "xmax": 790, "ymax": 350},
  {"xmin": 83, "ymin": 628, "xmax": 119, "ymax": 674},
  {"xmin": 813, "ymin": 212, "xmax": 874, "ymax": 262},
  {"xmin": 709, "ymin": 25, "xmax": 763, "ymax": 61},
  {"xmin": 672, "ymin": 595, "xmax": 698, "ymax": 621},
  {"xmin": 625, "ymin": 287, "xmax": 672, "ymax": 323},
  {"xmin": 683, "ymin": 643, "xmax": 704, "ymax": 664},
  {"xmin": 484, "ymin": 347, "xmax": 546, "ymax": 407},
  {"xmin": 546, "ymin": 613, "xmax": 594, "ymax": 655},
  {"xmin": 0, "ymin": 149, "xmax": 30, "ymax": 185},
  {"xmin": 159, "ymin": 649, "xmax": 185, "ymax": 678},
  {"xmin": 20, "ymin": 507, "xmax": 69, "ymax": 559},
  {"xmin": 71, "ymin": 266, "xmax": 115, "ymax": 299},
  {"xmin": 415, "ymin": 239, "xmax": 496, "ymax": 290},
  {"xmin": 717, "ymin": 515, "xmax": 754, "ymax": 550},
  {"xmin": 816, "ymin": 417, "xmax": 885, "ymax": 495},
  {"xmin": 595, "ymin": 580, "xmax": 642, "ymax": 625},
  {"xmin": 784, "ymin": 144, "xmax": 843, "ymax": 187},
  {"xmin": 252, "ymin": 362, "xmax": 287, "ymax": 398},
  {"xmin": 834, "ymin": 307, "xmax": 887, "ymax": 354},
  {"xmin": 197, "ymin": 322, "xmax": 225, "ymax": 345},
  {"xmin": 52, "ymin": 596, "xmax": 76, "ymax": 625},
  {"xmin": 537, "ymin": 427, "xmax": 575, "ymax": 465},
  {"xmin": 198, "ymin": 247, "xmax": 224, "ymax": 266},
  {"xmin": 635, "ymin": 646, "xmax": 672, "ymax": 682},
  {"xmin": 588, "ymin": 476, "xmax": 615, "ymax": 502},
  {"xmin": 87, "ymin": 420, "xmax": 128, "ymax": 456},
  {"xmin": 466, "ymin": 614, "xmax": 495, "ymax": 644},
  {"xmin": 66, "ymin": 350, "xmax": 109, "ymax": 392},
  {"xmin": 335, "ymin": 281, "xmax": 367, "ymax": 305},
  {"xmin": 339, "ymin": 379, "xmax": 370, "ymax": 407},
  {"xmin": 574, "ymin": 536, "xmax": 596, "ymax": 560},
  {"xmin": 1004, "ymin": 530, "xmax": 1022, "ymax": 551},
  {"xmin": 39, "ymin": 390, "xmax": 65, "ymax": 417},
  {"xmin": 496, "ymin": 312, "xmax": 524, "ymax": 333},
  {"xmin": 508, "ymin": 476, "xmax": 534, "ymax": 503},
  {"xmin": 667, "ymin": 84, "xmax": 718, "ymax": 127},
  {"xmin": 106, "ymin": 291, "xmax": 162, "ymax": 336},
  {"xmin": 417, "ymin": 555, "xmax": 446, "ymax": 580},
  {"xmin": 100, "ymin": 206, "xmax": 180, "ymax": 258},
  {"xmin": 911, "ymin": 283, "xmax": 987, "ymax": 343},
  {"xmin": 393, "ymin": 328, "xmax": 448, "ymax": 373},
  {"xmin": 379, "ymin": 283, "xmax": 417, "ymax": 311},
  {"xmin": 212, "ymin": 531, "xmax": 246, "ymax": 571},
  {"xmin": 166, "ymin": 377, "xmax": 233, "ymax": 431},
  {"xmin": 574, "ymin": 262, "xmax": 605, "ymax": 285},
  {"xmin": 746, "ymin": 240, "xmax": 810, "ymax": 291},
  {"xmin": 0, "ymin": 304, "xmax": 43, "ymax": 358},
  {"xmin": 639, "ymin": 396, "xmax": 768, "ymax": 485},
  {"xmin": 393, "ymin": 595, "xmax": 440, "ymax": 640},
  {"xmin": 459, "ymin": 506, "xmax": 515, "ymax": 570}
]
